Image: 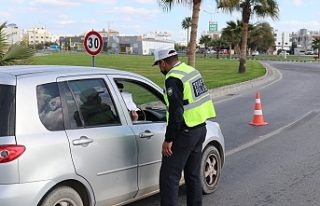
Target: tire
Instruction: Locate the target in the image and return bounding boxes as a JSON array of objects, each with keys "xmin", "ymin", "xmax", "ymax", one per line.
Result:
[
  {"xmin": 40, "ymin": 186, "xmax": 83, "ymax": 206},
  {"xmin": 200, "ymin": 145, "xmax": 221, "ymax": 194}
]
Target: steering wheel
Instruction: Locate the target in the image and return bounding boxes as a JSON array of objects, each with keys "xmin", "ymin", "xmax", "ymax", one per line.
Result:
[{"xmin": 137, "ymin": 108, "xmax": 147, "ymax": 121}]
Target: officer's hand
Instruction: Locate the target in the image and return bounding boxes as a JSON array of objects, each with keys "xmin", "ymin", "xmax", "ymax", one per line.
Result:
[{"xmin": 162, "ymin": 141, "xmax": 173, "ymax": 157}]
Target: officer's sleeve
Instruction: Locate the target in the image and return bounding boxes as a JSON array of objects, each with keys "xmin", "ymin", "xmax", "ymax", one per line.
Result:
[{"xmin": 164, "ymin": 77, "xmax": 184, "ymax": 142}]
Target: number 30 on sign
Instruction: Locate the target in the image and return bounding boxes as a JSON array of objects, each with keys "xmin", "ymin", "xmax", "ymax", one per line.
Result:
[{"xmin": 84, "ymin": 31, "xmax": 103, "ymax": 56}]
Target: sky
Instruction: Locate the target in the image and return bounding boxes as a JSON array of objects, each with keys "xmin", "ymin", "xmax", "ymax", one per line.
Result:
[{"xmin": 1, "ymin": 0, "xmax": 320, "ymax": 42}]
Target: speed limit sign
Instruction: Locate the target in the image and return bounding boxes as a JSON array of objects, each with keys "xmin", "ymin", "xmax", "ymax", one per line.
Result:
[{"xmin": 84, "ymin": 31, "xmax": 103, "ymax": 56}]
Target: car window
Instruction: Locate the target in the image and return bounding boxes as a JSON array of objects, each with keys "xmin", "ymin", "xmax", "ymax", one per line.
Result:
[
  {"xmin": 0, "ymin": 84, "xmax": 15, "ymax": 136},
  {"xmin": 62, "ymin": 79, "xmax": 120, "ymax": 128},
  {"xmin": 115, "ymin": 80, "xmax": 166, "ymax": 124},
  {"xmin": 36, "ymin": 83, "xmax": 64, "ymax": 131}
]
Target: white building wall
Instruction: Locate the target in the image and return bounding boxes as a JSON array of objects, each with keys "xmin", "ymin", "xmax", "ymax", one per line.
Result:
[
  {"xmin": 179, "ymin": 40, "xmax": 188, "ymax": 47},
  {"xmin": 3, "ymin": 23, "xmax": 20, "ymax": 45},
  {"xmin": 274, "ymin": 30, "xmax": 292, "ymax": 52},
  {"xmin": 22, "ymin": 27, "xmax": 56, "ymax": 44},
  {"xmin": 142, "ymin": 41, "xmax": 174, "ymax": 55}
]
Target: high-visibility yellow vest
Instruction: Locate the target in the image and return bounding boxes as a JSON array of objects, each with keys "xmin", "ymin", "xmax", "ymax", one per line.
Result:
[{"xmin": 164, "ymin": 62, "xmax": 216, "ymax": 127}]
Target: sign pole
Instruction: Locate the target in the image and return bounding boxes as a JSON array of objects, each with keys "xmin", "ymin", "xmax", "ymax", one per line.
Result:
[{"xmin": 92, "ymin": 56, "xmax": 95, "ymax": 67}]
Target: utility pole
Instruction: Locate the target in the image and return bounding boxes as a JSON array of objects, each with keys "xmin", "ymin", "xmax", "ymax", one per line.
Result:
[
  {"xmin": 282, "ymin": 32, "xmax": 287, "ymax": 59},
  {"xmin": 107, "ymin": 21, "xmax": 113, "ymax": 49}
]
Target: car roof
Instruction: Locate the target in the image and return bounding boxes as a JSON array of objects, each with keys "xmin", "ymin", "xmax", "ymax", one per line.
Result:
[{"xmin": 0, "ymin": 65, "xmax": 143, "ymax": 78}]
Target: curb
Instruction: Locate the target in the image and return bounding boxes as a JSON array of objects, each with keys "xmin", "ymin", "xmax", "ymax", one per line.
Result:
[{"xmin": 208, "ymin": 62, "xmax": 275, "ymax": 99}]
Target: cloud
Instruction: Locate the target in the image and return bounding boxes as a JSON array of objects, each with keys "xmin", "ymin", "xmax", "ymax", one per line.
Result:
[
  {"xmin": 84, "ymin": 0, "xmax": 116, "ymax": 4},
  {"xmin": 106, "ymin": 6, "xmax": 160, "ymax": 18},
  {"xmin": 29, "ymin": 0, "xmax": 81, "ymax": 7},
  {"xmin": 81, "ymin": 18, "xmax": 98, "ymax": 24},
  {"xmin": 130, "ymin": 0, "xmax": 156, "ymax": 4},
  {"xmin": 55, "ymin": 20, "xmax": 76, "ymax": 25},
  {"xmin": 292, "ymin": 0, "xmax": 303, "ymax": 6},
  {"xmin": 58, "ymin": 14, "xmax": 69, "ymax": 19},
  {"xmin": 0, "ymin": 11, "xmax": 11, "ymax": 18},
  {"xmin": 9, "ymin": 0, "xmax": 24, "ymax": 3}
]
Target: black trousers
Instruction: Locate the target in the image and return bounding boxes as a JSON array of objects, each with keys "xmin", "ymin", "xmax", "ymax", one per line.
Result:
[{"xmin": 160, "ymin": 125, "xmax": 207, "ymax": 206}]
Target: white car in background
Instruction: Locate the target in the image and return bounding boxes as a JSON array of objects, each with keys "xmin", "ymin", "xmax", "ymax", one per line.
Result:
[
  {"xmin": 251, "ymin": 51, "xmax": 259, "ymax": 56},
  {"xmin": 279, "ymin": 51, "xmax": 290, "ymax": 56},
  {"xmin": 305, "ymin": 51, "xmax": 313, "ymax": 55}
]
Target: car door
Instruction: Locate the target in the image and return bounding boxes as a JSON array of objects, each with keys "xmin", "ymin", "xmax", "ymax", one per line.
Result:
[
  {"xmin": 57, "ymin": 75, "xmax": 138, "ymax": 206},
  {"xmin": 109, "ymin": 76, "xmax": 167, "ymax": 197}
]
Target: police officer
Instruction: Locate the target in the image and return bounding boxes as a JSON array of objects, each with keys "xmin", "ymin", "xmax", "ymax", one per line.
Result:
[{"xmin": 152, "ymin": 46, "xmax": 216, "ymax": 206}]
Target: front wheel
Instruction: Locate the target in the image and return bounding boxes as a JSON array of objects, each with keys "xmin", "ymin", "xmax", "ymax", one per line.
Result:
[
  {"xmin": 40, "ymin": 186, "xmax": 83, "ymax": 206},
  {"xmin": 200, "ymin": 145, "xmax": 221, "ymax": 194}
]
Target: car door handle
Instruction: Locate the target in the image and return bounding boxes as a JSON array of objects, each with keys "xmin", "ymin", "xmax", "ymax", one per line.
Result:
[
  {"xmin": 73, "ymin": 136, "xmax": 93, "ymax": 147},
  {"xmin": 139, "ymin": 130, "xmax": 155, "ymax": 138}
]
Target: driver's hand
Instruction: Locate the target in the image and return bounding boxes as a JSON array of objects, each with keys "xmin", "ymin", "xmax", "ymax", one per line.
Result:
[{"xmin": 130, "ymin": 110, "xmax": 139, "ymax": 121}]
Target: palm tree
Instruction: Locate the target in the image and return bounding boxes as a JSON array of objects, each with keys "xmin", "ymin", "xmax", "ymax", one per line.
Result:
[
  {"xmin": 199, "ymin": 35, "xmax": 212, "ymax": 58},
  {"xmin": 181, "ymin": 17, "xmax": 192, "ymax": 50},
  {"xmin": 312, "ymin": 37, "xmax": 320, "ymax": 59},
  {"xmin": 158, "ymin": 0, "xmax": 202, "ymax": 67},
  {"xmin": 211, "ymin": 37, "xmax": 228, "ymax": 59},
  {"xmin": 215, "ymin": 0, "xmax": 280, "ymax": 73},
  {"xmin": 221, "ymin": 20, "xmax": 241, "ymax": 60},
  {"xmin": 0, "ymin": 21, "xmax": 35, "ymax": 66}
]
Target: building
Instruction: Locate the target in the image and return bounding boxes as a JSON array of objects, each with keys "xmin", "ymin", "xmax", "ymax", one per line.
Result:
[
  {"xmin": 178, "ymin": 39, "xmax": 187, "ymax": 47},
  {"xmin": 58, "ymin": 29, "xmax": 120, "ymax": 51},
  {"xmin": 59, "ymin": 36, "xmax": 84, "ymax": 51},
  {"xmin": 273, "ymin": 29, "xmax": 320, "ymax": 55},
  {"xmin": 108, "ymin": 35, "xmax": 174, "ymax": 55},
  {"xmin": 142, "ymin": 31, "xmax": 172, "ymax": 41},
  {"xmin": 2, "ymin": 23, "xmax": 20, "ymax": 45},
  {"xmin": 273, "ymin": 30, "xmax": 292, "ymax": 53},
  {"xmin": 291, "ymin": 29, "xmax": 320, "ymax": 54},
  {"xmin": 22, "ymin": 26, "xmax": 58, "ymax": 45}
]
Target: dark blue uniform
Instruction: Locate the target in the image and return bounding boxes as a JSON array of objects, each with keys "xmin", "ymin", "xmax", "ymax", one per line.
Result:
[{"xmin": 160, "ymin": 77, "xmax": 206, "ymax": 206}]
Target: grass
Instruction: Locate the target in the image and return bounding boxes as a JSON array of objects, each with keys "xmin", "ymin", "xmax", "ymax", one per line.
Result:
[{"xmin": 33, "ymin": 52, "xmax": 266, "ymax": 89}]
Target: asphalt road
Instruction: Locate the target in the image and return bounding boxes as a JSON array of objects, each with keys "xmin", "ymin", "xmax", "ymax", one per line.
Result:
[{"xmin": 126, "ymin": 61, "xmax": 320, "ymax": 206}]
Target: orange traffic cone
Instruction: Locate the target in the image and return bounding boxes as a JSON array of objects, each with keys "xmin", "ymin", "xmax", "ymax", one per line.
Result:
[{"xmin": 249, "ymin": 91, "xmax": 268, "ymax": 126}]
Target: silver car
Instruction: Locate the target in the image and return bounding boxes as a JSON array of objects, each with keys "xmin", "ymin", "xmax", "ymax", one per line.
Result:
[{"xmin": 0, "ymin": 65, "xmax": 225, "ymax": 206}]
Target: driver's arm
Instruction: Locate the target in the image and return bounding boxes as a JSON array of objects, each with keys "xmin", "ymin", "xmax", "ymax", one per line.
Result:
[{"xmin": 130, "ymin": 110, "xmax": 139, "ymax": 121}]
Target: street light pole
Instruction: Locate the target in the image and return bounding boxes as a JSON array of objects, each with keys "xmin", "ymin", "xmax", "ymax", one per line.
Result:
[{"xmin": 203, "ymin": 10, "xmax": 213, "ymax": 22}]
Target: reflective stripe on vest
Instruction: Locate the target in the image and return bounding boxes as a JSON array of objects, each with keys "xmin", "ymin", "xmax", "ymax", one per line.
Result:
[{"xmin": 164, "ymin": 62, "xmax": 216, "ymax": 127}]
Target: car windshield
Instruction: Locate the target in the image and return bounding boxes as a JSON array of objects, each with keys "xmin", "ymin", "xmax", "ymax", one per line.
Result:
[{"xmin": 0, "ymin": 84, "xmax": 15, "ymax": 136}]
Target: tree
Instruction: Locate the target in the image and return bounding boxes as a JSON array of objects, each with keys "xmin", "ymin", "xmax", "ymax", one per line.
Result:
[
  {"xmin": 246, "ymin": 23, "xmax": 263, "ymax": 54},
  {"xmin": 159, "ymin": 0, "xmax": 203, "ymax": 67},
  {"xmin": 181, "ymin": 17, "xmax": 192, "ymax": 50},
  {"xmin": 221, "ymin": 20, "xmax": 241, "ymax": 60},
  {"xmin": 216, "ymin": 0, "xmax": 280, "ymax": 73},
  {"xmin": 251, "ymin": 22, "xmax": 275, "ymax": 54},
  {"xmin": 312, "ymin": 37, "xmax": 320, "ymax": 59},
  {"xmin": 0, "ymin": 21, "xmax": 35, "ymax": 66},
  {"xmin": 199, "ymin": 35, "xmax": 212, "ymax": 58},
  {"xmin": 211, "ymin": 37, "xmax": 228, "ymax": 59}
]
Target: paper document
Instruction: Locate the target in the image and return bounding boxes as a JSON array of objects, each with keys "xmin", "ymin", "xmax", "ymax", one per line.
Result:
[{"xmin": 121, "ymin": 92, "xmax": 139, "ymax": 111}]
